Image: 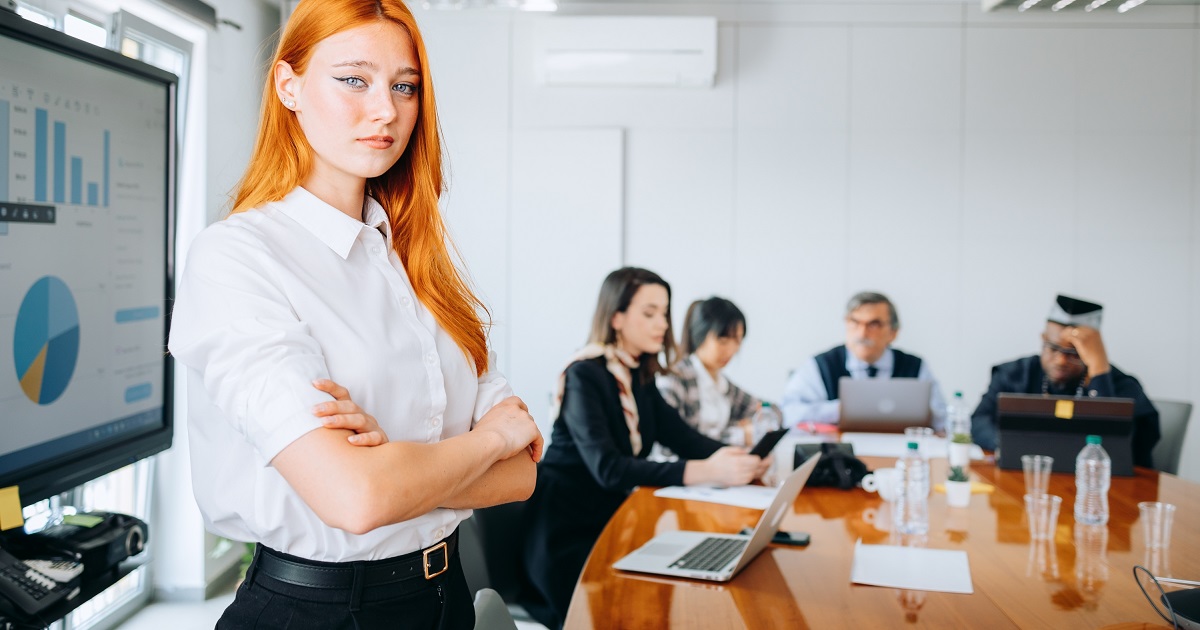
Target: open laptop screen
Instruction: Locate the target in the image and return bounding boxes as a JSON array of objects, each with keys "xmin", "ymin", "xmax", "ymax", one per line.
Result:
[
  {"xmin": 997, "ymin": 393, "xmax": 1135, "ymax": 476},
  {"xmin": 838, "ymin": 377, "xmax": 932, "ymax": 433}
]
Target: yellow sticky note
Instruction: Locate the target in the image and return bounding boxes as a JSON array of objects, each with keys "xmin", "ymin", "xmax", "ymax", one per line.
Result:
[
  {"xmin": 1054, "ymin": 399, "xmax": 1074, "ymax": 420},
  {"xmin": 0, "ymin": 486, "xmax": 24, "ymax": 531}
]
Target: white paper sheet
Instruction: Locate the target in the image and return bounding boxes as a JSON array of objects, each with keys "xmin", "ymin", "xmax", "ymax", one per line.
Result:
[
  {"xmin": 841, "ymin": 433, "xmax": 985, "ymax": 460},
  {"xmin": 652, "ymin": 484, "xmax": 778, "ymax": 510},
  {"xmin": 850, "ymin": 540, "xmax": 975, "ymax": 594}
]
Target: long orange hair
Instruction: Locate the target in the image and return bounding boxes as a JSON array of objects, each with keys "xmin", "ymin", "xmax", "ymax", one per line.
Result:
[{"xmin": 231, "ymin": 0, "xmax": 489, "ymax": 375}]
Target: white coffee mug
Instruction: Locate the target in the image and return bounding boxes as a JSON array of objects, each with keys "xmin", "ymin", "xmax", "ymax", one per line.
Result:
[{"xmin": 861, "ymin": 467, "xmax": 901, "ymax": 502}]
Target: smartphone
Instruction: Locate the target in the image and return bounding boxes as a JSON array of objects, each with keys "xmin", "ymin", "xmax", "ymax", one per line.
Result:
[
  {"xmin": 748, "ymin": 428, "xmax": 789, "ymax": 458},
  {"xmin": 740, "ymin": 528, "xmax": 810, "ymax": 546}
]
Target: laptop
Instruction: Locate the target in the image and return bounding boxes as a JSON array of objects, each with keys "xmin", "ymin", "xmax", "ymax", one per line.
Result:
[
  {"xmin": 612, "ymin": 454, "xmax": 820, "ymax": 582},
  {"xmin": 838, "ymin": 377, "xmax": 932, "ymax": 433},
  {"xmin": 997, "ymin": 393, "xmax": 1135, "ymax": 476}
]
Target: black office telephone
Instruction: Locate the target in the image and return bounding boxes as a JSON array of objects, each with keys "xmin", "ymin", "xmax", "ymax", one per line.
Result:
[{"xmin": 0, "ymin": 547, "xmax": 76, "ymax": 616}]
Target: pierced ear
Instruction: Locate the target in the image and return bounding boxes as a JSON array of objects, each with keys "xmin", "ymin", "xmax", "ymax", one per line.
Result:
[{"xmin": 274, "ymin": 60, "xmax": 298, "ymax": 110}]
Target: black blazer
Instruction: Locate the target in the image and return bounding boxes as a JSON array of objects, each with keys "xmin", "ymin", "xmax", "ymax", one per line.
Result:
[
  {"xmin": 540, "ymin": 356, "xmax": 724, "ymax": 491},
  {"xmin": 522, "ymin": 357, "xmax": 723, "ymax": 629}
]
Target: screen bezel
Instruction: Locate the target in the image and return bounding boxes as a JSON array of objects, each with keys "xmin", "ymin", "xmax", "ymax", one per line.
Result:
[{"xmin": 0, "ymin": 9, "xmax": 177, "ymax": 508}]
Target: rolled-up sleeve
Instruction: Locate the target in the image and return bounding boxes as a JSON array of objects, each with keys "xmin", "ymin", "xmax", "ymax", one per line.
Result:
[
  {"xmin": 169, "ymin": 227, "xmax": 333, "ymax": 465},
  {"xmin": 472, "ymin": 351, "xmax": 515, "ymax": 426}
]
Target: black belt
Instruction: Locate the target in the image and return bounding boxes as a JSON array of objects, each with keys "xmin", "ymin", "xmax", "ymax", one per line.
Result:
[{"xmin": 256, "ymin": 531, "xmax": 458, "ymax": 590}]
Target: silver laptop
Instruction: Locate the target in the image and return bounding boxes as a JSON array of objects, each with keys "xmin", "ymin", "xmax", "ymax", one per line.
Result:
[
  {"xmin": 612, "ymin": 454, "xmax": 820, "ymax": 582},
  {"xmin": 838, "ymin": 376, "xmax": 932, "ymax": 433}
]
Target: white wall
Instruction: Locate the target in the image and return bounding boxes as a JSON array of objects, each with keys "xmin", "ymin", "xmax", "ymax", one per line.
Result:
[{"xmin": 415, "ymin": 2, "xmax": 1200, "ymax": 482}]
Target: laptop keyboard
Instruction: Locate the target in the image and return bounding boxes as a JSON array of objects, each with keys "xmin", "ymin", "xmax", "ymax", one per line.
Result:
[{"xmin": 669, "ymin": 537, "xmax": 748, "ymax": 572}]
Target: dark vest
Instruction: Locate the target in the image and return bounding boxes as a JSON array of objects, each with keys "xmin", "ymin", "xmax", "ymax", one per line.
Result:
[{"xmin": 814, "ymin": 345, "xmax": 923, "ymax": 401}]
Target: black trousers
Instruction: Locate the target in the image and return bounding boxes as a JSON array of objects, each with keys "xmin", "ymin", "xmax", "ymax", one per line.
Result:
[{"xmin": 217, "ymin": 544, "xmax": 475, "ymax": 630}]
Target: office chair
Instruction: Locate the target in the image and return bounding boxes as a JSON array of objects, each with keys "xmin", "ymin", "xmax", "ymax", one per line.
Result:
[
  {"xmin": 459, "ymin": 502, "xmax": 544, "ymax": 624},
  {"xmin": 473, "ymin": 588, "xmax": 519, "ymax": 630},
  {"xmin": 1150, "ymin": 399, "xmax": 1192, "ymax": 475}
]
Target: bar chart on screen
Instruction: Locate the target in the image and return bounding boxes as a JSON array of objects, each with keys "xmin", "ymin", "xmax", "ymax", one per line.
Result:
[{"xmin": 0, "ymin": 94, "xmax": 110, "ymax": 206}]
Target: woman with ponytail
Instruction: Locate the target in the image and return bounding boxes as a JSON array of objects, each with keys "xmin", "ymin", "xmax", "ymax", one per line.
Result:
[{"xmin": 168, "ymin": 1, "xmax": 541, "ymax": 627}]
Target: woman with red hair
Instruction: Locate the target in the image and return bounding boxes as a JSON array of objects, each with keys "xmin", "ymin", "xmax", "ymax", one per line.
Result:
[{"xmin": 168, "ymin": 1, "xmax": 541, "ymax": 627}]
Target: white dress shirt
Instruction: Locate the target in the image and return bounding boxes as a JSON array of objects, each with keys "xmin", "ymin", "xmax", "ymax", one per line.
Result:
[
  {"xmin": 169, "ymin": 187, "xmax": 512, "ymax": 562},
  {"xmin": 781, "ymin": 348, "xmax": 947, "ymax": 431}
]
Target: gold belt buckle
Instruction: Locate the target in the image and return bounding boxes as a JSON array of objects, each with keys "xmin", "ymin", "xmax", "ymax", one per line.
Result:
[{"xmin": 423, "ymin": 541, "xmax": 448, "ymax": 579}]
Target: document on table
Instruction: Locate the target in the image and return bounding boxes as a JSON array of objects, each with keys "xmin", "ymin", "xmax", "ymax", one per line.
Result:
[
  {"xmin": 840, "ymin": 433, "xmax": 985, "ymax": 460},
  {"xmin": 653, "ymin": 484, "xmax": 778, "ymax": 510},
  {"xmin": 850, "ymin": 540, "xmax": 974, "ymax": 594}
]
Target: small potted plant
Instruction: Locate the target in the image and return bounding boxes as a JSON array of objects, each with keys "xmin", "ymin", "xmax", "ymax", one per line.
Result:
[
  {"xmin": 945, "ymin": 465, "xmax": 971, "ymax": 508},
  {"xmin": 949, "ymin": 431, "xmax": 973, "ymax": 469}
]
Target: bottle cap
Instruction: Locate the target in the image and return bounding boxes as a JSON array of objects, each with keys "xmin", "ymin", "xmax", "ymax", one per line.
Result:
[
  {"xmin": 1086, "ymin": 435, "xmax": 1102, "ymax": 445},
  {"xmin": 954, "ymin": 391, "xmax": 963, "ymax": 398},
  {"xmin": 907, "ymin": 441, "xmax": 918, "ymax": 450},
  {"xmin": 761, "ymin": 401, "xmax": 771, "ymax": 408}
]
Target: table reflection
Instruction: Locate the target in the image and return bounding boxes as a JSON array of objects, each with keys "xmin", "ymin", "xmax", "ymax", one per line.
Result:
[{"xmin": 1074, "ymin": 523, "xmax": 1110, "ymax": 612}]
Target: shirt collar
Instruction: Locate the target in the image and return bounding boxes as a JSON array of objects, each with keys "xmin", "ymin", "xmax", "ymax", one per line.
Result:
[
  {"xmin": 274, "ymin": 187, "xmax": 386, "ymax": 260},
  {"xmin": 845, "ymin": 347, "xmax": 894, "ymax": 371},
  {"xmin": 689, "ymin": 354, "xmax": 729, "ymax": 394},
  {"xmin": 363, "ymin": 196, "xmax": 391, "ymax": 239}
]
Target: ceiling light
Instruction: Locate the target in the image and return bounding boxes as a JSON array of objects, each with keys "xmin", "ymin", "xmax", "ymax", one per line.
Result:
[
  {"xmin": 1117, "ymin": 0, "xmax": 1147, "ymax": 11},
  {"xmin": 1051, "ymin": 0, "xmax": 1077, "ymax": 11}
]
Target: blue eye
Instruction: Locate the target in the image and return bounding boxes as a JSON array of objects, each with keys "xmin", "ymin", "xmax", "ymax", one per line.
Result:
[
  {"xmin": 393, "ymin": 83, "xmax": 417, "ymax": 95},
  {"xmin": 336, "ymin": 76, "xmax": 366, "ymax": 88}
]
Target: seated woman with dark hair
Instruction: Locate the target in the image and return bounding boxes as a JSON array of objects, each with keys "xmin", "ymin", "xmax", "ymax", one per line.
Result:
[
  {"xmin": 521, "ymin": 268, "xmax": 769, "ymax": 630},
  {"xmin": 656, "ymin": 297, "xmax": 775, "ymax": 449}
]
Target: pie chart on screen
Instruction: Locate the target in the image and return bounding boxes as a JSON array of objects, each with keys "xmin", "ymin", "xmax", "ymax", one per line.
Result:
[{"xmin": 14, "ymin": 276, "xmax": 80, "ymax": 405}]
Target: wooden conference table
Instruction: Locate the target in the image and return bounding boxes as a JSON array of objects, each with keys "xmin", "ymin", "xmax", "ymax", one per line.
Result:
[{"xmin": 563, "ymin": 455, "xmax": 1199, "ymax": 629}]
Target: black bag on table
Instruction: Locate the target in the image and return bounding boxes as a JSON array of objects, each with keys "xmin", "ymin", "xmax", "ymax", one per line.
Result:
[{"xmin": 794, "ymin": 442, "xmax": 870, "ymax": 490}]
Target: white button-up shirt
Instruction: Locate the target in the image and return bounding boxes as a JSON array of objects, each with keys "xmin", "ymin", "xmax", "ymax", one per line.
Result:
[{"xmin": 169, "ymin": 187, "xmax": 512, "ymax": 562}]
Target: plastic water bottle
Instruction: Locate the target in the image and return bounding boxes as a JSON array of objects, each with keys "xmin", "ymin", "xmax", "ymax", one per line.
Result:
[
  {"xmin": 947, "ymin": 391, "xmax": 972, "ymax": 469},
  {"xmin": 751, "ymin": 401, "xmax": 783, "ymax": 443},
  {"xmin": 893, "ymin": 441, "xmax": 930, "ymax": 535},
  {"xmin": 1074, "ymin": 435, "xmax": 1111, "ymax": 525}
]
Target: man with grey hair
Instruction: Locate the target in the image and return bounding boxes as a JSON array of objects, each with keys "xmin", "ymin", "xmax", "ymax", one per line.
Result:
[{"xmin": 781, "ymin": 291, "xmax": 947, "ymax": 430}]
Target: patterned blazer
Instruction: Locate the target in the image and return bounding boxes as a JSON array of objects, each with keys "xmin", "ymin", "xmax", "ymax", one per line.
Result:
[{"xmin": 656, "ymin": 355, "xmax": 764, "ymax": 437}]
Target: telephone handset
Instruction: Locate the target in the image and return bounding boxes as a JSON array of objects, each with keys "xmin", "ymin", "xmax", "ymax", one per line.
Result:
[{"xmin": 0, "ymin": 547, "xmax": 74, "ymax": 616}]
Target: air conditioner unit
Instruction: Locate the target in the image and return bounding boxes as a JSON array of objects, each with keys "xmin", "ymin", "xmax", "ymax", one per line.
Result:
[{"xmin": 533, "ymin": 16, "xmax": 718, "ymax": 88}]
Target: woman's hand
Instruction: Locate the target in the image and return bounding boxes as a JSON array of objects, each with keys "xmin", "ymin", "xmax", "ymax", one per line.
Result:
[
  {"xmin": 312, "ymin": 379, "xmax": 388, "ymax": 446},
  {"xmin": 474, "ymin": 396, "xmax": 544, "ymax": 462},
  {"xmin": 687, "ymin": 446, "xmax": 768, "ymax": 487}
]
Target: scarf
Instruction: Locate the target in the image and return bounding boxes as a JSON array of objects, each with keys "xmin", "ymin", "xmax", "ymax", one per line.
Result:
[{"xmin": 549, "ymin": 343, "xmax": 643, "ymax": 455}]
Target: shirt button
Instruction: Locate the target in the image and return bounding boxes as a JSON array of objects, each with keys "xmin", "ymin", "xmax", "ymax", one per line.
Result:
[
  {"xmin": 435, "ymin": 528, "xmax": 445, "ymax": 539},
  {"xmin": 426, "ymin": 353, "xmax": 437, "ymax": 365},
  {"xmin": 432, "ymin": 416, "xmax": 442, "ymax": 428},
  {"xmin": 402, "ymin": 296, "xmax": 412, "ymax": 307},
  {"xmin": 371, "ymin": 246, "xmax": 383, "ymax": 255}
]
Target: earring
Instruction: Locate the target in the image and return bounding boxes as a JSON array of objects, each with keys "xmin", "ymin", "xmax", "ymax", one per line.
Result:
[{"xmin": 282, "ymin": 98, "xmax": 295, "ymax": 109}]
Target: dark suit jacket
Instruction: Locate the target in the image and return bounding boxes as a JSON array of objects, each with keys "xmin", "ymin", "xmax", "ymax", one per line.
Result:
[
  {"xmin": 970, "ymin": 355, "xmax": 1160, "ymax": 468},
  {"xmin": 521, "ymin": 357, "xmax": 723, "ymax": 629}
]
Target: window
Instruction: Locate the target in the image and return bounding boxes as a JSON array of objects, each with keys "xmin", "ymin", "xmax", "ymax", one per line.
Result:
[
  {"xmin": 63, "ymin": 10, "xmax": 106, "ymax": 47},
  {"xmin": 15, "ymin": 3, "xmax": 56, "ymax": 28}
]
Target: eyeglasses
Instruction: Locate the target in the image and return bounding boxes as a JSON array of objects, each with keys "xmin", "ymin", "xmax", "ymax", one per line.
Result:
[
  {"xmin": 1041, "ymin": 339, "xmax": 1084, "ymax": 366},
  {"xmin": 846, "ymin": 316, "xmax": 888, "ymax": 332},
  {"xmin": 1133, "ymin": 565, "xmax": 1200, "ymax": 627}
]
